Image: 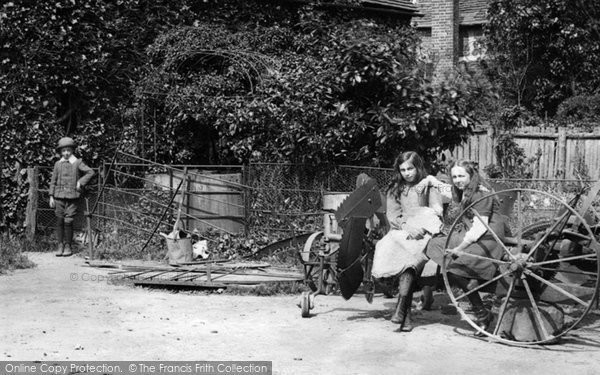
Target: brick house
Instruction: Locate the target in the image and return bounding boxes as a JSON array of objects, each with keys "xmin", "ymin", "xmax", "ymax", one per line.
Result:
[
  {"xmin": 413, "ymin": 0, "xmax": 489, "ymax": 78},
  {"xmin": 356, "ymin": 0, "xmax": 489, "ymax": 79}
]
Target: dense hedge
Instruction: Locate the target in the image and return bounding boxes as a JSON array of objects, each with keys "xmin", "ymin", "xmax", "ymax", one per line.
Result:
[{"xmin": 0, "ymin": 0, "xmax": 486, "ymax": 232}]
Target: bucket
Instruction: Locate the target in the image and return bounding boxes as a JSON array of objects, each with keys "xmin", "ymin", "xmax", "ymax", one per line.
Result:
[
  {"xmin": 163, "ymin": 222, "xmax": 193, "ymax": 264},
  {"xmin": 166, "ymin": 236, "xmax": 193, "ymax": 264}
]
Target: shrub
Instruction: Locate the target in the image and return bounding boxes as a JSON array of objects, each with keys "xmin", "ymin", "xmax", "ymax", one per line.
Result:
[{"xmin": 556, "ymin": 94, "xmax": 600, "ymax": 125}]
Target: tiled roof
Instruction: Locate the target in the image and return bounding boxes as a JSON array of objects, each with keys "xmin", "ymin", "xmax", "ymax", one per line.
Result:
[
  {"xmin": 284, "ymin": 0, "xmax": 422, "ymax": 15},
  {"xmin": 413, "ymin": 0, "xmax": 489, "ymax": 28},
  {"xmin": 360, "ymin": 0, "xmax": 419, "ymax": 11},
  {"xmin": 459, "ymin": 0, "xmax": 488, "ymax": 25},
  {"xmin": 413, "ymin": 0, "xmax": 432, "ymax": 26}
]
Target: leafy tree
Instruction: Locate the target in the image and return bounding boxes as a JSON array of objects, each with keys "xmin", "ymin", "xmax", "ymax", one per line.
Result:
[
  {"xmin": 0, "ymin": 0, "xmax": 195, "ymax": 231},
  {"xmin": 1, "ymin": 0, "xmax": 487, "ymax": 232},
  {"xmin": 556, "ymin": 94, "xmax": 600, "ymax": 126},
  {"xmin": 483, "ymin": 105, "xmax": 540, "ymax": 179},
  {"xmin": 132, "ymin": 4, "xmax": 485, "ymax": 167},
  {"xmin": 485, "ymin": 0, "xmax": 600, "ymax": 115}
]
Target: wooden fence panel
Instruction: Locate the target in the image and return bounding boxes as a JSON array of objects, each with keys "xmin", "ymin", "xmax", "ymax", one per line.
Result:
[
  {"xmin": 186, "ymin": 172, "xmax": 245, "ymax": 234},
  {"xmin": 148, "ymin": 170, "xmax": 245, "ymax": 234},
  {"xmin": 448, "ymin": 125, "xmax": 600, "ymax": 180}
]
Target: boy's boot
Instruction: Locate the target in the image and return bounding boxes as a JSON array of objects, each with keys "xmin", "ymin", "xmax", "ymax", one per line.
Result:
[
  {"xmin": 55, "ymin": 243, "xmax": 64, "ymax": 257},
  {"xmin": 55, "ymin": 218, "xmax": 64, "ymax": 257},
  {"xmin": 62, "ymin": 243, "xmax": 72, "ymax": 257},
  {"xmin": 63, "ymin": 221, "xmax": 73, "ymax": 256}
]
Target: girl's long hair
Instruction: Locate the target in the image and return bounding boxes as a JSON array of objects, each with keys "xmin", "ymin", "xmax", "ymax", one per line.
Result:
[
  {"xmin": 387, "ymin": 151, "xmax": 427, "ymax": 201},
  {"xmin": 448, "ymin": 160, "xmax": 491, "ymax": 209}
]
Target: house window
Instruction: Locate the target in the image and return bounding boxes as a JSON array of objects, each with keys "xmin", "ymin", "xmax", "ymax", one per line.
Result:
[{"xmin": 458, "ymin": 26, "xmax": 485, "ymax": 61}]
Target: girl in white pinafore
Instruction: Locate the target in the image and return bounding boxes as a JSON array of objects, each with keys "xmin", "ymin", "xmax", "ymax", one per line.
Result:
[{"xmin": 371, "ymin": 151, "xmax": 443, "ymax": 331}]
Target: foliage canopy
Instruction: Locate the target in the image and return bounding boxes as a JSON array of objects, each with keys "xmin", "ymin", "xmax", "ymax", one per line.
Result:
[
  {"xmin": 1, "ymin": 0, "xmax": 486, "ymax": 231},
  {"xmin": 485, "ymin": 0, "xmax": 600, "ymax": 115},
  {"xmin": 132, "ymin": 4, "xmax": 485, "ymax": 167},
  {"xmin": 0, "ymin": 0, "xmax": 194, "ymax": 230}
]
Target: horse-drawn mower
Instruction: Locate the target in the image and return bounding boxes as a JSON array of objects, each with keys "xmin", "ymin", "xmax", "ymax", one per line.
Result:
[{"xmin": 297, "ymin": 175, "xmax": 600, "ymax": 346}]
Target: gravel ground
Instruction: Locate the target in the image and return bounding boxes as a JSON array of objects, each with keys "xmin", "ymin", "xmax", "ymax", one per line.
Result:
[{"xmin": 1, "ymin": 252, "xmax": 600, "ymax": 375}]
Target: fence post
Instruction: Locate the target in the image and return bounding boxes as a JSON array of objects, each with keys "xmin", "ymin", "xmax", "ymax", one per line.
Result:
[
  {"xmin": 487, "ymin": 126, "xmax": 495, "ymax": 166},
  {"xmin": 24, "ymin": 167, "xmax": 39, "ymax": 241},
  {"xmin": 100, "ymin": 163, "xmax": 106, "ymax": 224},
  {"xmin": 85, "ymin": 198, "xmax": 94, "ymax": 260},
  {"xmin": 556, "ymin": 128, "xmax": 567, "ymax": 179},
  {"xmin": 184, "ymin": 166, "xmax": 190, "ymax": 231},
  {"xmin": 243, "ymin": 164, "xmax": 250, "ymax": 235}
]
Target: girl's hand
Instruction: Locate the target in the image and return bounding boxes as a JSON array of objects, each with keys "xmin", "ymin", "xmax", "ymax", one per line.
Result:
[
  {"xmin": 76, "ymin": 181, "xmax": 82, "ymax": 190},
  {"xmin": 414, "ymin": 175, "xmax": 433, "ymax": 194},
  {"xmin": 49, "ymin": 196, "xmax": 55, "ymax": 208}
]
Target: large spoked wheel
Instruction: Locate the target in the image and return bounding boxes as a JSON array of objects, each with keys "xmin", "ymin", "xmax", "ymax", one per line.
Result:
[
  {"xmin": 299, "ymin": 232, "xmax": 338, "ymax": 294},
  {"xmin": 442, "ymin": 188, "xmax": 600, "ymax": 346}
]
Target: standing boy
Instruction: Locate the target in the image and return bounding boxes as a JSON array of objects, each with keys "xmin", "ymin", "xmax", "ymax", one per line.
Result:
[{"xmin": 49, "ymin": 137, "xmax": 95, "ymax": 257}]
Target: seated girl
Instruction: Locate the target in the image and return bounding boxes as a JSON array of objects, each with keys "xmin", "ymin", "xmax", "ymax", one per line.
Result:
[
  {"xmin": 423, "ymin": 160, "xmax": 506, "ymax": 335},
  {"xmin": 371, "ymin": 151, "xmax": 443, "ymax": 332}
]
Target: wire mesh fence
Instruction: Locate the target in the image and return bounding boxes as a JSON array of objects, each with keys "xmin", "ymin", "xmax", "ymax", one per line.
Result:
[
  {"xmin": 92, "ymin": 153, "xmax": 246, "ymax": 259},
  {"xmin": 246, "ymin": 163, "xmax": 396, "ymax": 235},
  {"xmin": 32, "ymin": 153, "xmax": 600, "ymax": 260}
]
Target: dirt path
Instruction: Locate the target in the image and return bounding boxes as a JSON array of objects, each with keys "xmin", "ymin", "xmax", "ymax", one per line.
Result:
[{"xmin": 1, "ymin": 253, "xmax": 600, "ymax": 375}]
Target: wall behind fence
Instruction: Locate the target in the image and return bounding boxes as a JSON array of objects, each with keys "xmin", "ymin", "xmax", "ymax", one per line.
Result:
[{"xmin": 447, "ymin": 125, "xmax": 600, "ymax": 180}]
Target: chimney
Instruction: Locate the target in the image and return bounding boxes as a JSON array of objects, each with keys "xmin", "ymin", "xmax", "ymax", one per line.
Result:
[{"xmin": 430, "ymin": 0, "xmax": 459, "ymax": 81}]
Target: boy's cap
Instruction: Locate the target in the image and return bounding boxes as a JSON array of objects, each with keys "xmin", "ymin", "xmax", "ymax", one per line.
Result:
[{"xmin": 56, "ymin": 137, "xmax": 76, "ymax": 151}]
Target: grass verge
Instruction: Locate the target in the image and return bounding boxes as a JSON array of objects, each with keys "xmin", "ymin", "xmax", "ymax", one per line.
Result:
[
  {"xmin": 224, "ymin": 281, "xmax": 306, "ymax": 296},
  {"xmin": 0, "ymin": 235, "xmax": 36, "ymax": 273}
]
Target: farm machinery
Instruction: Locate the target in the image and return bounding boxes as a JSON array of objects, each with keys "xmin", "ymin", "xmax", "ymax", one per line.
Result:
[
  {"xmin": 297, "ymin": 175, "xmax": 600, "ymax": 346},
  {"xmin": 298, "ymin": 175, "xmax": 435, "ymax": 314}
]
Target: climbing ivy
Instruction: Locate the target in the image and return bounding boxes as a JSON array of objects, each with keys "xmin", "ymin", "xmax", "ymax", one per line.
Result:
[{"xmin": 132, "ymin": 4, "xmax": 487, "ymax": 167}]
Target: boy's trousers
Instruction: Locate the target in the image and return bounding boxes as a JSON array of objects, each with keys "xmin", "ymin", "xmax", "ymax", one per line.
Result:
[{"xmin": 55, "ymin": 198, "xmax": 78, "ymax": 244}]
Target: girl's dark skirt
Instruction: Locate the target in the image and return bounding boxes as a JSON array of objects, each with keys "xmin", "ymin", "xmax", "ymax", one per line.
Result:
[{"xmin": 425, "ymin": 230, "xmax": 504, "ymax": 281}]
